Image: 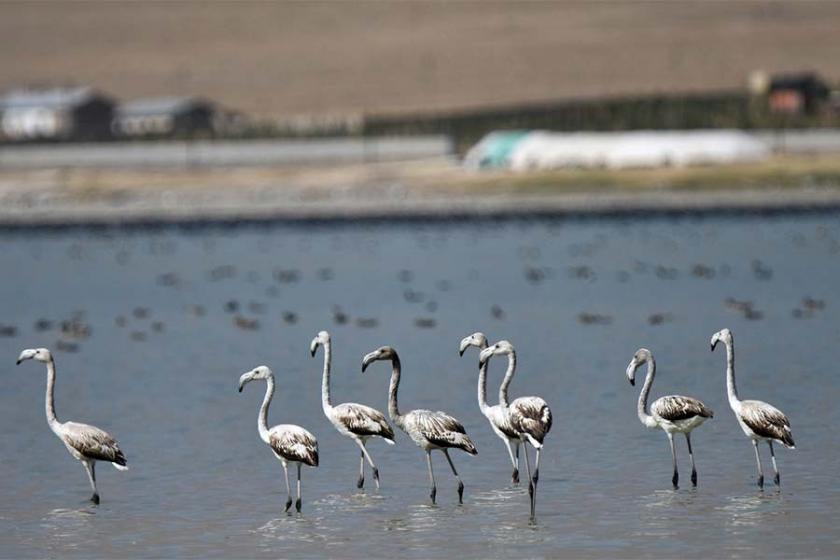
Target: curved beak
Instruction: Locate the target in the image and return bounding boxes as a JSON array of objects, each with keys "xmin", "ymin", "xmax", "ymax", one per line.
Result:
[
  {"xmin": 710, "ymin": 338, "xmax": 718, "ymax": 352},
  {"xmin": 626, "ymin": 360, "xmax": 638, "ymax": 386},
  {"xmin": 238, "ymin": 372, "xmax": 250, "ymax": 393},
  {"xmin": 361, "ymin": 351, "xmax": 378, "ymax": 373},
  {"xmin": 310, "ymin": 338, "xmax": 319, "ymax": 358},
  {"xmin": 16, "ymin": 349, "xmax": 35, "ymax": 365},
  {"xmin": 459, "ymin": 338, "xmax": 470, "ymax": 357}
]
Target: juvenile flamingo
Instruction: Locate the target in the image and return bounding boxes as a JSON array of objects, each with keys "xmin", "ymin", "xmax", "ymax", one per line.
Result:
[
  {"xmin": 16, "ymin": 348, "xmax": 128, "ymax": 504},
  {"xmin": 626, "ymin": 348, "xmax": 713, "ymax": 488},
  {"xmin": 362, "ymin": 346, "xmax": 477, "ymax": 504},
  {"xmin": 711, "ymin": 328, "xmax": 795, "ymax": 488},
  {"xmin": 459, "ymin": 332, "xmax": 521, "ymax": 484},
  {"xmin": 310, "ymin": 330, "xmax": 394, "ymax": 490},
  {"xmin": 479, "ymin": 340, "xmax": 552, "ymax": 518},
  {"xmin": 239, "ymin": 365, "xmax": 319, "ymax": 512}
]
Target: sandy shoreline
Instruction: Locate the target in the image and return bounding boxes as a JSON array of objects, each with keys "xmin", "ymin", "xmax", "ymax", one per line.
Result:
[{"xmin": 3, "ymin": 154, "xmax": 840, "ymax": 227}]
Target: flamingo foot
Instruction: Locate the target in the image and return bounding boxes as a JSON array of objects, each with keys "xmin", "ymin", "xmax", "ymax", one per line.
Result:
[{"xmin": 457, "ymin": 481, "xmax": 464, "ymax": 504}]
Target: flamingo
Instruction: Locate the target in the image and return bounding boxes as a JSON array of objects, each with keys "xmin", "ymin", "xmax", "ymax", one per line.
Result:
[
  {"xmin": 711, "ymin": 328, "xmax": 795, "ymax": 488},
  {"xmin": 478, "ymin": 340, "xmax": 552, "ymax": 518},
  {"xmin": 626, "ymin": 348, "xmax": 713, "ymax": 487},
  {"xmin": 459, "ymin": 332, "xmax": 521, "ymax": 484},
  {"xmin": 361, "ymin": 346, "xmax": 476, "ymax": 504},
  {"xmin": 310, "ymin": 330, "xmax": 394, "ymax": 490},
  {"xmin": 238, "ymin": 365, "xmax": 319, "ymax": 512},
  {"xmin": 16, "ymin": 348, "xmax": 128, "ymax": 504}
]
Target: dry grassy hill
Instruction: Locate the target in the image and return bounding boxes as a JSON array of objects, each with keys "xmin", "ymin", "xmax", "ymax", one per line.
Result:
[{"xmin": 1, "ymin": 2, "xmax": 839, "ymax": 118}]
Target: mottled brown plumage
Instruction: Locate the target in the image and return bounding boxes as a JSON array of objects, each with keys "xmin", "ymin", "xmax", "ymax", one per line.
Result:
[
  {"xmin": 739, "ymin": 400, "xmax": 795, "ymax": 448},
  {"xmin": 332, "ymin": 403, "xmax": 395, "ymax": 441},
  {"xmin": 61, "ymin": 421, "xmax": 128, "ymax": 466},
  {"xmin": 509, "ymin": 397, "xmax": 553, "ymax": 446},
  {"xmin": 407, "ymin": 409, "xmax": 477, "ymax": 454},
  {"xmin": 651, "ymin": 395, "xmax": 714, "ymax": 423},
  {"xmin": 269, "ymin": 425, "xmax": 320, "ymax": 467}
]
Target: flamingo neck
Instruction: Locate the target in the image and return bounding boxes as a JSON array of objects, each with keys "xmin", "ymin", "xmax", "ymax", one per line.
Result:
[
  {"xmin": 45, "ymin": 358, "xmax": 60, "ymax": 433},
  {"xmin": 498, "ymin": 350, "xmax": 516, "ymax": 407},
  {"xmin": 637, "ymin": 357, "xmax": 657, "ymax": 427},
  {"xmin": 258, "ymin": 375, "xmax": 274, "ymax": 444},
  {"xmin": 477, "ymin": 358, "xmax": 491, "ymax": 417},
  {"xmin": 320, "ymin": 341, "xmax": 333, "ymax": 414},
  {"xmin": 387, "ymin": 354, "xmax": 404, "ymax": 428},
  {"xmin": 724, "ymin": 339, "xmax": 740, "ymax": 410}
]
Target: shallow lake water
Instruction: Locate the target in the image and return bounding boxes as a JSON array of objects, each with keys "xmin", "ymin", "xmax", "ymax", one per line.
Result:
[{"xmin": 0, "ymin": 214, "xmax": 838, "ymax": 558}]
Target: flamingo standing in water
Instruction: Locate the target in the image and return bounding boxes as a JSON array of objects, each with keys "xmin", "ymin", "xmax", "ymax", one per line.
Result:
[
  {"xmin": 362, "ymin": 346, "xmax": 477, "ymax": 504},
  {"xmin": 16, "ymin": 348, "xmax": 128, "ymax": 504},
  {"xmin": 459, "ymin": 332, "xmax": 522, "ymax": 484},
  {"xmin": 711, "ymin": 328, "xmax": 795, "ymax": 488},
  {"xmin": 478, "ymin": 340, "xmax": 552, "ymax": 518},
  {"xmin": 239, "ymin": 365, "xmax": 319, "ymax": 512},
  {"xmin": 626, "ymin": 348, "xmax": 713, "ymax": 488},
  {"xmin": 310, "ymin": 330, "xmax": 394, "ymax": 489}
]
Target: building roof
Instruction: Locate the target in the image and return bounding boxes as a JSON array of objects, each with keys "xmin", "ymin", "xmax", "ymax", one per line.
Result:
[
  {"xmin": 116, "ymin": 96, "xmax": 214, "ymax": 118},
  {"xmin": 769, "ymin": 72, "xmax": 829, "ymax": 97},
  {"xmin": 0, "ymin": 87, "xmax": 108, "ymax": 110}
]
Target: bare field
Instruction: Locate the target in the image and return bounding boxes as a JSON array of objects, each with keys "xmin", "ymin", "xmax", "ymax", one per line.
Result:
[{"xmin": 1, "ymin": 2, "xmax": 839, "ymax": 118}]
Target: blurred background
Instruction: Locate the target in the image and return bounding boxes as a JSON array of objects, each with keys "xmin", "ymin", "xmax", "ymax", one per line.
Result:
[{"xmin": 1, "ymin": 1, "xmax": 840, "ymax": 214}]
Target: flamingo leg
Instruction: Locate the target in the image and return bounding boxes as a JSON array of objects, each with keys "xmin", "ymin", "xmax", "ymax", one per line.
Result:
[
  {"xmin": 532, "ymin": 447, "xmax": 541, "ymax": 515},
  {"xmin": 426, "ymin": 450, "xmax": 437, "ymax": 504},
  {"xmin": 686, "ymin": 432, "xmax": 697, "ymax": 486},
  {"xmin": 668, "ymin": 433, "xmax": 679, "ymax": 488},
  {"xmin": 521, "ymin": 440, "xmax": 535, "ymax": 518},
  {"xmin": 504, "ymin": 438, "xmax": 519, "ymax": 484},
  {"xmin": 282, "ymin": 461, "xmax": 292, "ymax": 512},
  {"xmin": 356, "ymin": 439, "xmax": 380, "ymax": 489},
  {"xmin": 752, "ymin": 439, "xmax": 764, "ymax": 488},
  {"xmin": 768, "ymin": 441, "xmax": 780, "ymax": 486},
  {"xmin": 357, "ymin": 449, "xmax": 365, "ymax": 489},
  {"xmin": 443, "ymin": 449, "xmax": 464, "ymax": 504},
  {"xmin": 295, "ymin": 463, "xmax": 302, "ymax": 512},
  {"xmin": 82, "ymin": 460, "xmax": 99, "ymax": 504}
]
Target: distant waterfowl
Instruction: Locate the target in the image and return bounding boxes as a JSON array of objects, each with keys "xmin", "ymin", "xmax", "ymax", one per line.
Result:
[
  {"xmin": 626, "ymin": 348, "xmax": 713, "ymax": 488},
  {"xmin": 311, "ymin": 331, "xmax": 394, "ymax": 490},
  {"xmin": 362, "ymin": 346, "xmax": 477, "ymax": 504},
  {"xmin": 459, "ymin": 332, "xmax": 521, "ymax": 484},
  {"xmin": 239, "ymin": 366, "xmax": 319, "ymax": 512},
  {"xmin": 16, "ymin": 348, "xmax": 128, "ymax": 504},
  {"xmin": 711, "ymin": 329, "xmax": 795, "ymax": 488},
  {"xmin": 479, "ymin": 341, "xmax": 552, "ymax": 518}
]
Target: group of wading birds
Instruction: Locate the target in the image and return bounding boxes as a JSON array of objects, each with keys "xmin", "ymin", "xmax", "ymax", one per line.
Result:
[{"xmin": 15, "ymin": 326, "xmax": 795, "ymax": 519}]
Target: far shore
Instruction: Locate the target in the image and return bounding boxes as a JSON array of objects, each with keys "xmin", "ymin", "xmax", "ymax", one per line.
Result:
[{"xmin": 2, "ymin": 153, "xmax": 840, "ymax": 227}]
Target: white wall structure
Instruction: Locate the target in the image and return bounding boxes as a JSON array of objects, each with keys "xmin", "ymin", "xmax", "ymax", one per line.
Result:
[{"xmin": 464, "ymin": 130, "xmax": 770, "ymax": 170}]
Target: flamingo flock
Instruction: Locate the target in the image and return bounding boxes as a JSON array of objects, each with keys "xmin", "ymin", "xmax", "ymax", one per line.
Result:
[{"xmin": 14, "ymin": 326, "xmax": 795, "ymax": 518}]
